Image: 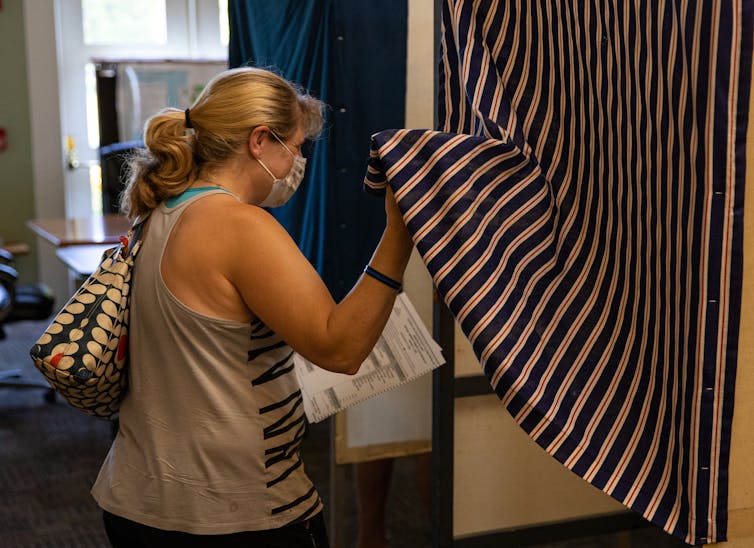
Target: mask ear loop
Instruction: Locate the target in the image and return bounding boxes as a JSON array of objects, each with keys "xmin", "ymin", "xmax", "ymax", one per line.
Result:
[
  {"xmin": 256, "ymin": 157, "xmax": 277, "ymax": 180},
  {"xmin": 270, "ymin": 131, "xmax": 296, "ymax": 157},
  {"xmin": 249, "ymin": 128, "xmax": 279, "ymax": 180}
]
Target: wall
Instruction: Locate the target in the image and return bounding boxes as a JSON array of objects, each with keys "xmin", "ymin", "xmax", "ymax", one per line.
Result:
[
  {"xmin": 22, "ymin": 0, "xmax": 69, "ymax": 302},
  {"xmin": 0, "ymin": 1, "xmax": 37, "ymax": 282}
]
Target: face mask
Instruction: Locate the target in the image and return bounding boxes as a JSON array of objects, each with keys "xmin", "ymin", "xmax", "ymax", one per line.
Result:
[{"xmin": 257, "ymin": 132, "xmax": 307, "ymax": 208}]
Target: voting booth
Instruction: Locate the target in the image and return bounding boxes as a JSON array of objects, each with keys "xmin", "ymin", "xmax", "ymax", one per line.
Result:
[{"xmin": 329, "ymin": 1, "xmax": 754, "ymax": 547}]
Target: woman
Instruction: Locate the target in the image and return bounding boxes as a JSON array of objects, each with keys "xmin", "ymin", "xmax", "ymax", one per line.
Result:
[{"xmin": 91, "ymin": 67, "xmax": 413, "ymax": 547}]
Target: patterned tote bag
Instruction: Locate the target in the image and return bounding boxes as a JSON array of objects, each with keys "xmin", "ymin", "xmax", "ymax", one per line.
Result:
[{"xmin": 29, "ymin": 218, "xmax": 146, "ymax": 420}]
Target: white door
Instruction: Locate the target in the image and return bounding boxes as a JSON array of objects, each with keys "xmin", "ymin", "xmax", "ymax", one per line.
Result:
[{"xmin": 54, "ymin": 0, "xmax": 228, "ymax": 217}]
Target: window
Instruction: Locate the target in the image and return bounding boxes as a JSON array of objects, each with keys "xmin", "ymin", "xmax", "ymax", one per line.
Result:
[
  {"xmin": 219, "ymin": 0, "xmax": 229, "ymax": 46},
  {"xmin": 82, "ymin": 0, "xmax": 168, "ymax": 46}
]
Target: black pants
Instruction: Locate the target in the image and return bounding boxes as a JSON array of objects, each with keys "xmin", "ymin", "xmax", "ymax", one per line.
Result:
[{"xmin": 103, "ymin": 510, "xmax": 329, "ymax": 548}]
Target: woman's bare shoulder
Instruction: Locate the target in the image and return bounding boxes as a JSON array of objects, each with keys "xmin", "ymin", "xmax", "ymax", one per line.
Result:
[{"xmin": 177, "ymin": 194, "xmax": 293, "ymax": 249}]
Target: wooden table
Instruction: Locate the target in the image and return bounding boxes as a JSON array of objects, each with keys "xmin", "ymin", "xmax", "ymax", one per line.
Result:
[
  {"xmin": 26, "ymin": 214, "xmax": 131, "ymax": 293},
  {"xmin": 26, "ymin": 214, "xmax": 131, "ymax": 247},
  {"xmin": 55, "ymin": 244, "xmax": 114, "ymax": 279}
]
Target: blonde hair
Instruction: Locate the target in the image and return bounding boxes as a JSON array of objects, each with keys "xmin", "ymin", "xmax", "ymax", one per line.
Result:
[{"xmin": 120, "ymin": 67, "xmax": 325, "ymax": 219}]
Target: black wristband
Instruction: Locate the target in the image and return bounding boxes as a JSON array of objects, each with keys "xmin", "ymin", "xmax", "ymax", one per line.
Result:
[{"xmin": 364, "ymin": 265, "xmax": 402, "ymax": 292}]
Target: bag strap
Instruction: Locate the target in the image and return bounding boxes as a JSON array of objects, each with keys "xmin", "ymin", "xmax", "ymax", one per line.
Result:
[
  {"xmin": 131, "ymin": 215, "xmax": 148, "ymax": 244},
  {"xmin": 119, "ymin": 214, "xmax": 149, "ymax": 260}
]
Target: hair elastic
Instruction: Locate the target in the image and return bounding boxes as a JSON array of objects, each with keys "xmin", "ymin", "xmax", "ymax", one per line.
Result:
[
  {"xmin": 363, "ymin": 265, "xmax": 402, "ymax": 292},
  {"xmin": 184, "ymin": 108, "xmax": 193, "ymax": 129}
]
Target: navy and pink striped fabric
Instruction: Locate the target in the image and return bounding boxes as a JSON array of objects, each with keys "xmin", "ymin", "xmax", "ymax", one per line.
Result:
[{"xmin": 365, "ymin": 1, "xmax": 752, "ymax": 544}]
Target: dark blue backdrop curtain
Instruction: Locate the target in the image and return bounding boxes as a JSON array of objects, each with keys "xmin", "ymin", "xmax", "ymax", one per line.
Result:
[{"xmin": 228, "ymin": 0, "xmax": 407, "ymax": 300}]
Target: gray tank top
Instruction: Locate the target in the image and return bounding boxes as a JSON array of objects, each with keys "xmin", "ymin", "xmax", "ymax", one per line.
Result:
[{"xmin": 91, "ymin": 189, "xmax": 322, "ymax": 533}]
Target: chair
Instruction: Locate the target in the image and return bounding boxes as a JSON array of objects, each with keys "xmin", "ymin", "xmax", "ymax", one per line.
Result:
[
  {"xmin": 0, "ymin": 249, "xmax": 55, "ymax": 334},
  {"xmin": 0, "ymin": 263, "xmax": 14, "ymax": 330},
  {"xmin": 99, "ymin": 140, "xmax": 144, "ymax": 214},
  {"xmin": 0, "ymin": 248, "xmax": 56, "ymax": 397}
]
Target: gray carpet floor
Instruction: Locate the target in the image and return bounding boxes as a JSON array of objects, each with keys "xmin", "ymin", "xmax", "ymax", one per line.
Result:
[
  {"xmin": 0, "ymin": 320, "xmax": 113, "ymax": 547},
  {"xmin": 0, "ymin": 319, "xmax": 687, "ymax": 547}
]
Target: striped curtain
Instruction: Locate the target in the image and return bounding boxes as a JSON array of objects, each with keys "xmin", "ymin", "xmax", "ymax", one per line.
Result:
[{"xmin": 365, "ymin": 1, "xmax": 752, "ymax": 544}]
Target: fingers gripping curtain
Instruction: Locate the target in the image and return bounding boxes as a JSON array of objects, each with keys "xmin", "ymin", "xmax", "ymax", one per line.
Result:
[
  {"xmin": 228, "ymin": 1, "xmax": 407, "ymax": 299},
  {"xmin": 365, "ymin": 1, "xmax": 753, "ymax": 544}
]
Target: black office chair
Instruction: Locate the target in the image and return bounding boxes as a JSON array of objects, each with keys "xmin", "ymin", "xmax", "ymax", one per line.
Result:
[
  {"xmin": 0, "ymin": 249, "xmax": 56, "ymax": 396},
  {"xmin": 0, "ymin": 262, "xmax": 14, "ymax": 331},
  {"xmin": 99, "ymin": 140, "xmax": 144, "ymax": 214}
]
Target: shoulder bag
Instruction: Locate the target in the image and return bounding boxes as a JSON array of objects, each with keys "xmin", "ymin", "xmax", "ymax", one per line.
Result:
[{"xmin": 29, "ymin": 218, "xmax": 147, "ymax": 420}]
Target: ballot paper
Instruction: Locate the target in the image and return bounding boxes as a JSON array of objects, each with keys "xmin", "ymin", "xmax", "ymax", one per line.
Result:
[{"xmin": 294, "ymin": 292, "xmax": 445, "ymax": 423}]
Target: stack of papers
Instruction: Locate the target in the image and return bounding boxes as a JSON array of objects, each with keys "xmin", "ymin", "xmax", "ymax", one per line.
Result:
[{"xmin": 294, "ymin": 292, "xmax": 445, "ymax": 423}]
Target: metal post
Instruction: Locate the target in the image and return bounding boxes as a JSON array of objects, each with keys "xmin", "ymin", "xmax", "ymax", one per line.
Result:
[{"xmin": 432, "ymin": 294, "xmax": 455, "ymax": 547}]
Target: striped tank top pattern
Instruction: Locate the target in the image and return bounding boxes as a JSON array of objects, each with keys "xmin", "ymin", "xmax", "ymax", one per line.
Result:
[{"xmin": 248, "ymin": 319, "xmax": 321, "ymax": 523}]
